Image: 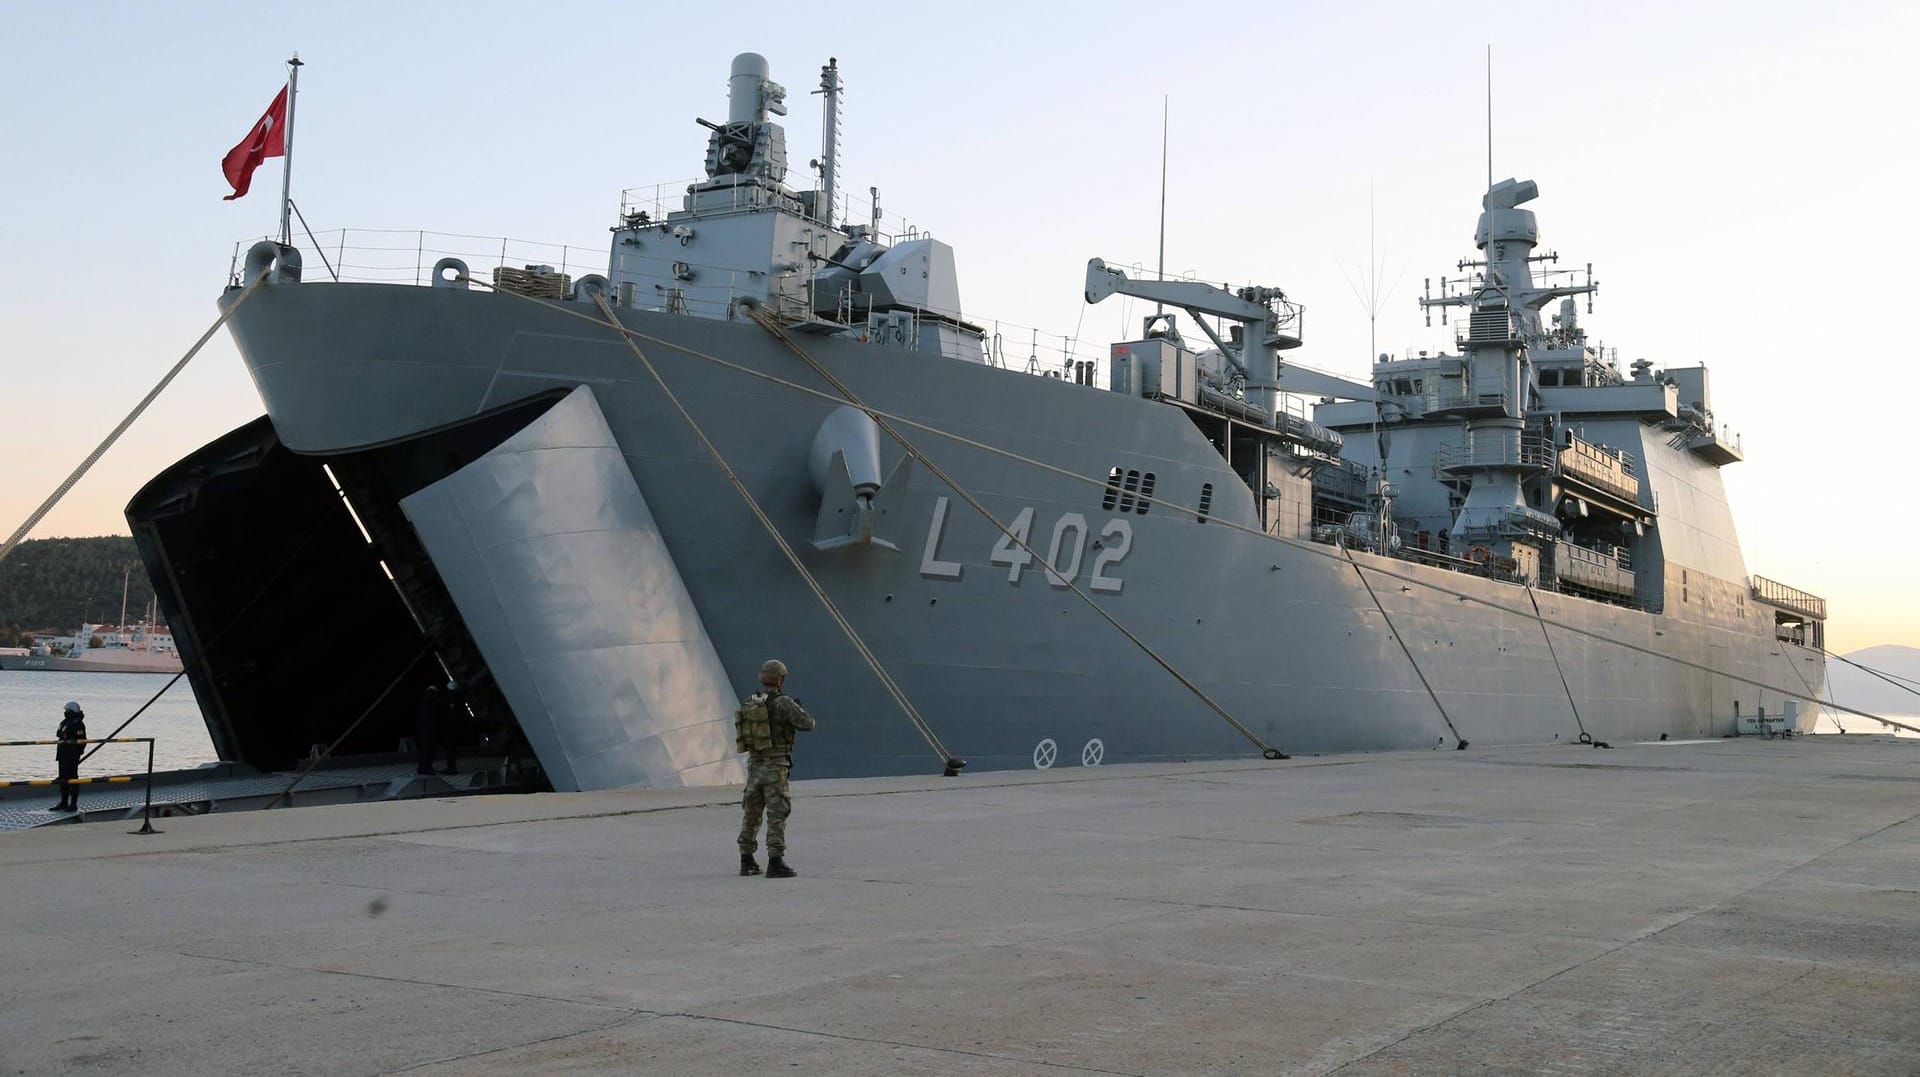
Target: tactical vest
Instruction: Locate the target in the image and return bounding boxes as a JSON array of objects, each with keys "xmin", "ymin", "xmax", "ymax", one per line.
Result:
[
  {"xmin": 736, "ymin": 693, "xmax": 774, "ymax": 753},
  {"xmin": 735, "ymin": 692, "xmax": 795, "ymax": 755}
]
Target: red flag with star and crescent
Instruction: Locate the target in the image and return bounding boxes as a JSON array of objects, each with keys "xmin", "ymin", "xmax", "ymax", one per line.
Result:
[{"xmin": 221, "ymin": 85, "xmax": 288, "ymax": 201}]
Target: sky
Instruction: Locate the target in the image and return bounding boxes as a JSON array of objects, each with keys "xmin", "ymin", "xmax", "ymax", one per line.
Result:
[{"xmin": 1, "ymin": 0, "xmax": 1915, "ymax": 652}]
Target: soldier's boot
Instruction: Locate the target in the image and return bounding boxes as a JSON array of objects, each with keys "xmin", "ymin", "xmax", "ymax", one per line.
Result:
[
  {"xmin": 740, "ymin": 853, "xmax": 762, "ymax": 876},
  {"xmin": 766, "ymin": 856, "xmax": 796, "ymax": 879}
]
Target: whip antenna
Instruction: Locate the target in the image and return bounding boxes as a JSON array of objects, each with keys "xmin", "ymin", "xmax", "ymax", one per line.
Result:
[{"xmin": 1156, "ymin": 94, "xmax": 1168, "ymax": 315}]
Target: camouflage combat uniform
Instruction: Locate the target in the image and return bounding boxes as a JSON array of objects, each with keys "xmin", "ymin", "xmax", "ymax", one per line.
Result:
[{"xmin": 738, "ymin": 690, "xmax": 815, "ymax": 857}]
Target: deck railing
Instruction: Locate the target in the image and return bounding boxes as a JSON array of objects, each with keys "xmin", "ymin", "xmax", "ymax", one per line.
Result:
[
  {"xmin": 0, "ymin": 737, "xmax": 160, "ymax": 833},
  {"xmin": 1751, "ymin": 575, "xmax": 1826, "ymax": 621},
  {"xmin": 231, "ymin": 229, "xmax": 612, "ymax": 288}
]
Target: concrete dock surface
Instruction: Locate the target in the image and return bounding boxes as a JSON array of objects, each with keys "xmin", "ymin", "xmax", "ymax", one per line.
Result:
[{"xmin": 3, "ymin": 735, "xmax": 1918, "ymax": 1076}]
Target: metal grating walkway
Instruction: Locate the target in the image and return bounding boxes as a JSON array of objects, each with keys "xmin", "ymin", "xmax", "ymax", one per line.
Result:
[{"xmin": 0, "ymin": 764, "xmax": 481, "ymax": 832}]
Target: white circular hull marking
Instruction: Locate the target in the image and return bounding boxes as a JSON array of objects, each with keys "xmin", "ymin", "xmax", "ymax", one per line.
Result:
[
  {"xmin": 1081, "ymin": 738, "xmax": 1105, "ymax": 766},
  {"xmin": 1033, "ymin": 738, "xmax": 1058, "ymax": 770}
]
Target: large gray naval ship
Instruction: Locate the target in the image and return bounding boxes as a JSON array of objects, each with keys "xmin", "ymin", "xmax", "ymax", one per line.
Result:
[{"xmin": 127, "ymin": 54, "xmax": 1830, "ymax": 790}]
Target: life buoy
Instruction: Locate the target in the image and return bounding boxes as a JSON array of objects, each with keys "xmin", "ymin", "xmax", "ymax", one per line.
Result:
[{"xmin": 1466, "ymin": 545, "xmax": 1492, "ymax": 565}]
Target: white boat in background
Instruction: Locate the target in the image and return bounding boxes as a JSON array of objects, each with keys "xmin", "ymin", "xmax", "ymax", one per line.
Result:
[{"xmin": 0, "ymin": 621, "xmax": 183, "ymax": 674}]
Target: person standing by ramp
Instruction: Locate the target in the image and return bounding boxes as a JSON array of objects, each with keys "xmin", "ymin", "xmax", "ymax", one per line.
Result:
[
  {"xmin": 51, "ymin": 701, "xmax": 86, "ymax": 813},
  {"xmin": 737, "ymin": 659, "xmax": 815, "ymax": 878}
]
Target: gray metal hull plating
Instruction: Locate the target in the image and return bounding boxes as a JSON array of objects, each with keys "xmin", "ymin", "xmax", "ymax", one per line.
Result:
[{"xmin": 221, "ymin": 282, "xmax": 1826, "ymax": 779}]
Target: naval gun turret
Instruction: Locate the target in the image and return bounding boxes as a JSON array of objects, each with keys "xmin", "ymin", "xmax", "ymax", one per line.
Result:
[{"xmin": 605, "ymin": 53, "xmax": 983, "ymax": 364}]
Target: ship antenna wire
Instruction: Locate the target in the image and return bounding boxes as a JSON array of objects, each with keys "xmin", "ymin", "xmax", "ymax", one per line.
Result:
[
  {"xmin": 1156, "ymin": 94, "xmax": 1168, "ymax": 317},
  {"xmin": 588, "ymin": 293, "xmax": 962, "ymax": 772},
  {"xmin": 0, "ymin": 273, "xmax": 267, "ymax": 568}
]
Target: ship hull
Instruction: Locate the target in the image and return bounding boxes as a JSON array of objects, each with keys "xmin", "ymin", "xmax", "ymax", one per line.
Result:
[
  {"xmin": 0, "ymin": 653, "xmax": 183, "ymax": 674},
  {"xmin": 206, "ymin": 281, "xmax": 1825, "ymax": 780}
]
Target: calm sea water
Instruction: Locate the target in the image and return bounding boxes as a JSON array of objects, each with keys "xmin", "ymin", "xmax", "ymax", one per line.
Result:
[
  {"xmin": 0, "ymin": 671, "xmax": 216, "ymax": 781},
  {"xmin": 1814, "ymin": 709, "xmax": 1920, "ymax": 737}
]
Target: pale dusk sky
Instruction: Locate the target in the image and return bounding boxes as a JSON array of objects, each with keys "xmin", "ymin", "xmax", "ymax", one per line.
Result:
[{"xmin": 1, "ymin": 1, "xmax": 1914, "ymax": 651}]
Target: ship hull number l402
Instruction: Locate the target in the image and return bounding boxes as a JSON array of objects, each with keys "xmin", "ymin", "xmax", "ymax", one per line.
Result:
[{"xmin": 918, "ymin": 495, "xmax": 1133, "ymax": 593}]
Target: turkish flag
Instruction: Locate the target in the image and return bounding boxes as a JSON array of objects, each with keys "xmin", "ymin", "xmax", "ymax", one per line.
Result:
[{"xmin": 221, "ymin": 85, "xmax": 287, "ymax": 201}]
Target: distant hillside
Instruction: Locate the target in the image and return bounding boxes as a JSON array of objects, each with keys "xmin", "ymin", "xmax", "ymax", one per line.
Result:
[
  {"xmin": 0, "ymin": 536, "xmax": 155, "ymax": 644},
  {"xmin": 1826, "ymin": 645, "xmax": 1920, "ymax": 718}
]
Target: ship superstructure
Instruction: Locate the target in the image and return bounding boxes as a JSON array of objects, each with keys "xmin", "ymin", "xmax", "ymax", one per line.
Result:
[{"xmin": 126, "ymin": 54, "xmax": 1828, "ymax": 790}]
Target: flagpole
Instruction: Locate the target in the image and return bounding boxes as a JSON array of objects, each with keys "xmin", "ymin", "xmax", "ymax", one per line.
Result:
[{"xmin": 279, "ymin": 53, "xmax": 302, "ymax": 246}]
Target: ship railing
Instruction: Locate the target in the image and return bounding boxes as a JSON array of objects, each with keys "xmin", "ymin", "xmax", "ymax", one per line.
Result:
[
  {"xmin": 1421, "ymin": 378, "xmax": 1473, "ymax": 411},
  {"xmin": 1454, "ymin": 514, "xmax": 1560, "ymax": 548},
  {"xmin": 616, "ymin": 178, "xmax": 935, "ymax": 248},
  {"xmin": 1751, "ymin": 575, "xmax": 1826, "ymax": 621},
  {"xmin": 1433, "ymin": 433, "xmax": 1556, "ymax": 472},
  {"xmin": 0, "ymin": 737, "xmax": 161, "ymax": 834},
  {"xmin": 230, "ymin": 229, "xmax": 612, "ymax": 288},
  {"xmin": 225, "ymin": 225, "xmax": 1275, "ymax": 400},
  {"xmin": 1557, "ymin": 436, "xmax": 1640, "ymax": 501}
]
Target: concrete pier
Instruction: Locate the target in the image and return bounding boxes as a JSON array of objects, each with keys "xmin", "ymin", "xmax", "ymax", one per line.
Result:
[{"xmin": 3, "ymin": 736, "xmax": 1917, "ymax": 1075}]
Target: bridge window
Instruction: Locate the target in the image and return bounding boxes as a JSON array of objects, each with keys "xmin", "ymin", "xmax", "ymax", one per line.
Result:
[
  {"xmin": 1136, "ymin": 472, "xmax": 1156, "ymax": 515},
  {"xmin": 1117, "ymin": 470, "xmax": 1142, "ymax": 513},
  {"xmin": 1102, "ymin": 467, "xmax": 1123, "ymax": 511}
]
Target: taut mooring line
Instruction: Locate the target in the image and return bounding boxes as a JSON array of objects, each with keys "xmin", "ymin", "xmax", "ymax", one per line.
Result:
[
  {"xmin": 589, "ymin": 293, "xmax": 961, "ymax": 773},
  {"xmin": 0, "ymin": 275, "xmax": 267, "ymax": 566}
]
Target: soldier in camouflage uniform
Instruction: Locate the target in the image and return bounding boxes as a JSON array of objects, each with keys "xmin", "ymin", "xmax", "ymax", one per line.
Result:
[{"xmin": 738, "ymin": 659, "xmax": 815, "ymax": 878}]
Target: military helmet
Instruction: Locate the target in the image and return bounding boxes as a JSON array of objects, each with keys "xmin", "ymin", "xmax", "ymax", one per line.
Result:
[
  {"xmin": 759, "ymin": 659, "xmax": 788, "ymax": 683},
  {"xmin": 63, "ymin": 701, "xmax": 82, "ymax": 716}
]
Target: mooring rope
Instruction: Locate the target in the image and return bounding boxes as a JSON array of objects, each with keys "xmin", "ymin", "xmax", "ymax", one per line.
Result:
[
  {"xmin": 1523, "ymin": 581, "xmax": 1596, "ymax": 745},
  {"xmin": 747, "ymin": 309, "xmax": 1287, "ymax": 759},
  {"xmin": 79, "ymin": 492, "xmax": 360, "ymax": 765},
  {"xmin": 0, "ymin": 275, "xmax": 266, "ymax": 566},
  {"xmin": 450, "ymin": 282, "xmax": 1906, "ymax": 735},
  {"xmin": 1343, "ymin": 543, "xmax": 1466, "ymax": 748},
  {"xmin": 587, "ymin": 294, "xmax": 961, "ymax": 772},
  {"xmin": 265, "ymin": 625, "xmax": 448, "ymax": 808},
  {"xmin": 1826, "ymin": 649, "xmax": 1920, "ymax": 704}
]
